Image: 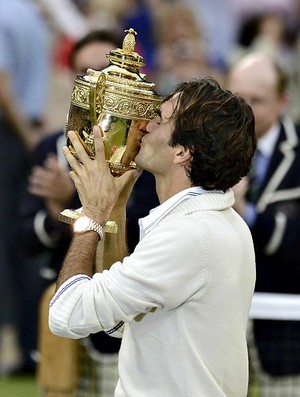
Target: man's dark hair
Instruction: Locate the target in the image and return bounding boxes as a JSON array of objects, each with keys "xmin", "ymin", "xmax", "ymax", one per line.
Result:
[
  {"xmin": 69, "ymin": 30, "xmax": 121, "ymax": 69},
  {"xmin": 166, "ymin": 77, "xmax": 256, "ymax": 191}
]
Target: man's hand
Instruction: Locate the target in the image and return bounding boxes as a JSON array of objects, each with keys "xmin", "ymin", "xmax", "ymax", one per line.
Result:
[
  {"xmin": 28, "ymin": 153, "xmax": 76, "ymax": 220},
  {"xmin": 64, "ymin": 125, "xmax": 139, "ymax": 225}
]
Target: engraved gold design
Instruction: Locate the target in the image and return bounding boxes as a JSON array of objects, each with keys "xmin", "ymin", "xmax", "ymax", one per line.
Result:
[
  {"xmin": 71, "ymin": 77, "xmax": 90, "ymax": 110},
  {"xmin": 71, "ymin": 71, "xmax": 160, "ymax": 120}
]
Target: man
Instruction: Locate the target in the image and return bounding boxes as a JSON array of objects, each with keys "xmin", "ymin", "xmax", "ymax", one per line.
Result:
[
  {"xmin": 49, "ymin": 77, "xmax": 256, "ymax": 396},
  {"xmin": 227, "ymin": 53, "xmax": 300, "ymax": 395}
]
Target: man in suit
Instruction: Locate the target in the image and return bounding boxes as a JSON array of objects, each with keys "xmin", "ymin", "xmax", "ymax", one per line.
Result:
[
  {"xmin": 19, "ymin": 30, "xmax": 121, "ymax": 277},
  {"xmin": 227, "ymin": 52, "xmax": 300, "ymax": 395},
  {"xmin": 18, "ymin": 30, "xmax": 125, "ymax": 395}
]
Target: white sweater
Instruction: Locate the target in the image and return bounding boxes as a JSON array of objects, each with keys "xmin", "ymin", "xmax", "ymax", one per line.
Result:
[{"xmin": 49, "ymin": 189, "xmax": 256, "ymax": 397}]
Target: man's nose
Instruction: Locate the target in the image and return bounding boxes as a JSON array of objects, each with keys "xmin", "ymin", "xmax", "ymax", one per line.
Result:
[{"xmin": 145, "ymin": 119, "xmax": 154, "ymax": 133}]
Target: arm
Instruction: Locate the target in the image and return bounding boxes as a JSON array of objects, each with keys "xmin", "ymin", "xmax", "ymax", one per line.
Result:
[
  {"xmin": 49, "ymin": 216, "xmax": 212, "ymax": 339},
  {"xmin": 99, "ymin": 183, "xmax": 135, "ymax": 272},
  {"xmin": 0, "ymin": 71, "xmax": 41, "ymax": 152}
]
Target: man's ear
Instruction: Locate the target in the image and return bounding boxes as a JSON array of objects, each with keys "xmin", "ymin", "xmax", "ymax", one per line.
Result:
[{"xmin": 174, "ymin": 146, "xmax": 192, "ymax": 164}]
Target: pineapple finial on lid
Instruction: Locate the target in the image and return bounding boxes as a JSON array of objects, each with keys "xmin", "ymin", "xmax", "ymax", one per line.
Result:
[
  {"xmin": 106, "ymin": 28, "xmax": 144, "ymax": 71},
  {"xmin": 122, "ymin": 28, "xmax": 137, "ymax": 53}
]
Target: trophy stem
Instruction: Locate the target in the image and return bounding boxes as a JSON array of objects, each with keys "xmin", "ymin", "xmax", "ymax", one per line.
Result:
[{"xmin": 59, "ymin": 207, "xmax": 118, "ymax": 233}]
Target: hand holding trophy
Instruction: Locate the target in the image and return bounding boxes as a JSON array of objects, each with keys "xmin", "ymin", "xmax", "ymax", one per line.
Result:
[{"xmin": 59, "ymin": 28, "xmax": 162, "ymax": 232}]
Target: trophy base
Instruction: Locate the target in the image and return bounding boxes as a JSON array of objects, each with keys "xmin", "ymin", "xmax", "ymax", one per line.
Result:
[{"xmin": 59, "ymin": 208, "xmax": 118, "ymax": 233}]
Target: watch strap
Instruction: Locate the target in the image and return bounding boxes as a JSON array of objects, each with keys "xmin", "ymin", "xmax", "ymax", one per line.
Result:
[
  {"xmin": 88, "ymin": 218, "xmax": 104, "ymax": 241},
  {"xmin": 74, "ymin": 216, "xmax": 104, "ymax": 241}
]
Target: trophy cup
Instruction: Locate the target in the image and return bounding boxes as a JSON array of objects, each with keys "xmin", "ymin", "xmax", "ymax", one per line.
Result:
[{"xmin": 59, "ymin": 28, "xmax": 162, "ymax": 231}]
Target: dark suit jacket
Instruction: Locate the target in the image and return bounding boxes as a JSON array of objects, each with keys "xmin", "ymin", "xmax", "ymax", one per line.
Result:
[
  {"xmin": 250, "ymin": 117, "xmax": 300, "ymax": 375},
  {"xmin": 17, "ymin": 131, "xmax": 81, "ymax": 275}
]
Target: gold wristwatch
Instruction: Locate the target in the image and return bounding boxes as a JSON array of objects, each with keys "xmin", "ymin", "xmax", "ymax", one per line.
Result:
[{"xmin": 73, "ymin": 216, "xmax": 104, "ymax": 240}]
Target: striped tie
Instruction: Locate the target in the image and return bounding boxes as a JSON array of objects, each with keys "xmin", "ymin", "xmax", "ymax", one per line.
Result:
[{"xmin": 247, "ymin": 149, "xmax": 263, "ymax": 202}]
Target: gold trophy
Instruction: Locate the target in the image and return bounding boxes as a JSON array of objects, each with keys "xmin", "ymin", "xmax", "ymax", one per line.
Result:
[{"xmin": 59, "ymin": 28, "xmax": 162, "ymax": 231}]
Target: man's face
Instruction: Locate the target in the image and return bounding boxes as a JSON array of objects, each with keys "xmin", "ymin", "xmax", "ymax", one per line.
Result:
[
  {"xmin": 135, "ymin": 95, "xmax": 179, "ymax": 175},
  {"xmin": 72, "ymin": 41, "xmax": 115, "ymax": 76},
  {"xmin": 227, "ymin": 58, "xmax": 287, "ymax": 139}
]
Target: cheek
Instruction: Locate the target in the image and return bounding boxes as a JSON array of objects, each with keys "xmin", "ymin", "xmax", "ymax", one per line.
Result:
[
  {"xmin": 146, "ymin": 119, "xmax": 159, "ymax": 133},
  {"xmin": 252, "ymin": 105, "xmax": 268, "ymax": 123}
]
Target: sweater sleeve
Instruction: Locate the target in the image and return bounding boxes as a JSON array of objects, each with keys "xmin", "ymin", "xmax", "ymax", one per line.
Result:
[{"xmin": 49, "ymin": 217, "xmax": 211, "ymax": 339}]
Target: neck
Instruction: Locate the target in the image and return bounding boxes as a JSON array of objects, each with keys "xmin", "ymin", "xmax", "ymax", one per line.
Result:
[{"xmin": 155, "ymin": 175, "xmax": 192, "ymax": 204}]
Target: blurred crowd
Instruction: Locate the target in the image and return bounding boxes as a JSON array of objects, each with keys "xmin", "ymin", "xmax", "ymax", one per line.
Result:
[
  {"xmin": 2, "ymin": 0, "xmax": 300, "ymax": 396},
  {"xmin": 39, "ymin": 0, "xmax": 300, "ymax": 129}
]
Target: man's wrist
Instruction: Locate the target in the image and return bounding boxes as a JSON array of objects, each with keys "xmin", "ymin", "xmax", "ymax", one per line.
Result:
[{"xmin": 74, "ymin": 215, "xmax": 104, "ymax": 240}]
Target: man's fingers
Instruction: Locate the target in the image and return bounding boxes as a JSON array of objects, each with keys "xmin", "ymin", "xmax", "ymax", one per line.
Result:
[
  {"xmin": 94, "ymin": 124, "xmax": 104, "ymax": 138},
  {"xmin": 93, "ymin": 125, "xmax": 107, "ymax": 166},
  {"xmin": 63, "ymin": 145, "xmax": 82, "ymax": 174},
  {"xmin": 67, "ymin": 130, "xmax": 90, "ymax": 164}
]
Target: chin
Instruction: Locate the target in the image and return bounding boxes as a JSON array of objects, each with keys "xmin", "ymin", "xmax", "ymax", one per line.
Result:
[
  {"xmin": 135, "ymin": 151, "xmax": 142, "ymax": 166},
  {"xmin": 135, "ymin": 156, "xmax": 147, "ymax": 172}
]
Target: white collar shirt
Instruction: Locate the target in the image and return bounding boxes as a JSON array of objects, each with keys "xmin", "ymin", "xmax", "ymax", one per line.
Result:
[{"xmin": 139, "ymin": 186, "xmax": 224, "ymax": 240}]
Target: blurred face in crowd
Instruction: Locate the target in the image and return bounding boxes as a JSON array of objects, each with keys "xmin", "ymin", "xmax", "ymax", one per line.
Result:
[
  {"xmin": 72, "ymin": 41, "xmax": 115, "ymax": 76},
  {"xmin": 226, "ymin": 54, "xmax": 288, "ymax": 139}
]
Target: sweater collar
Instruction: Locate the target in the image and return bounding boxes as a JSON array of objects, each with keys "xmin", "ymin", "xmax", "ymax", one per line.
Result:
[{"xmin": 139, "ymin": 187, "xmax": 231, "ymax": 240}]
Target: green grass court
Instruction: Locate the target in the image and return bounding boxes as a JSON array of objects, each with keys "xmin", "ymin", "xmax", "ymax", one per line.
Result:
[{"xmin": 0, "ymin": 374, "xmax": 38, "ymax": 397}]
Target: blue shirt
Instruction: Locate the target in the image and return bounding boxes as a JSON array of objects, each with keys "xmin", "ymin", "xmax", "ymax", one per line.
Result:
[
  {"xmin": 245, "ymin": 123, "xmax": 280, "ymax": 226},
  {"xmin": 0, "ymin": 0, "xmax": 50, "ymax": 119}
]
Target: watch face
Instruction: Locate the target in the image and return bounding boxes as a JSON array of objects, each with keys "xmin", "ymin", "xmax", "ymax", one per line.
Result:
[{"xmin": 74, "ymin": 216, "xmax": 90, "ymax": 232}]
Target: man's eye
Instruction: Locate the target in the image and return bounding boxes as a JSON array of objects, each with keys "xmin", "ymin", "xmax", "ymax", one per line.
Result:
[{"xmin": 153, "ymin": 116, "xmax": 161, "ymax": 125}]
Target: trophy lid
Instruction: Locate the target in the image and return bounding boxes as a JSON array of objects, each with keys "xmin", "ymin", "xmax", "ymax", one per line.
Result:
[
  {"xmin": 70, "ymin": 28, "xmax": 162, "ymax": 121},
  {"xmin": 106, "ymin": 28, "xmax": 145, "ymax": 72}
]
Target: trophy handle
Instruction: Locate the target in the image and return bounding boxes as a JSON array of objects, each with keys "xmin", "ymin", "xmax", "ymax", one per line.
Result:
[
  {"xmin": 88, "ymin": 70, "xmax": 106, "ymax": 129},
  {"xmin": 88, "ymin": 70, "xmax": 100, "ymax": 128}
]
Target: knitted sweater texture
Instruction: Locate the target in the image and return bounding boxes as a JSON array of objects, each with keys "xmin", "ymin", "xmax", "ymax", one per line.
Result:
[{"xmin": 49, "ymin": 189, "xmax": 256, "ymax": 396}]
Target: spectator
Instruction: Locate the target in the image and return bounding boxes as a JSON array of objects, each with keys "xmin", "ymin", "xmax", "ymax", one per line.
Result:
[
  {"xmin": 18, "ymin": 30, "xmax": 123, "ymax": 395},
  {"xmin": 0, "ymin": 0, "xmax": 50, "ymax": 376},
  {"xmin": 153, "ymin": 1, "xmax": 222, "ymax": 95},
  {"xmin": 227, "ymin": 52, "xmax": 300, "ymax": 396},
  {"xmin": 120, "ymin": 0, "xmax": 157, "ymax": 76},
  {"xmin": 228, "ymin": 10, "xmax": 294, "ymax": 70}
]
